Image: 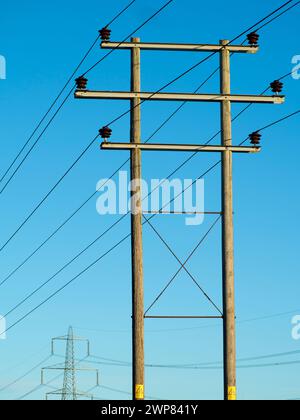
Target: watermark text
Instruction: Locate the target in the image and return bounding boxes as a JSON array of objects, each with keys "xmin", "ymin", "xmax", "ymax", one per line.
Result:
[
  {"xmin": 0, "ymin": 55, "xmax": 6, "ymax": 80},
  {"xmin": 292, "ymin": 315, "xmax": 300, "ymax": 340},
  {"xmin": 0, "ymin": 316, "xmax": 6, "ymax": 340},
  {"xmin": 292, "ymin": 55, "xmax": 300, "ymax": 80},
  {"xmin": 96, "ymin": 171, "xmax": 205, "ymax": 226}
]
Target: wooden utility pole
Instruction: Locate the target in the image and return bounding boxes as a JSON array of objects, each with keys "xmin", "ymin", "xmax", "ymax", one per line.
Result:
[
  {"xmin": 130, "ymin": 37, "xmax": 145, "ymax": 401},
  {"xmin": 75, "ymin": 36, "xmax": 285, "ymax": 401},
  {"xmin": 220, "ymin": 40, "xmax": 236, "ymax": 401}
]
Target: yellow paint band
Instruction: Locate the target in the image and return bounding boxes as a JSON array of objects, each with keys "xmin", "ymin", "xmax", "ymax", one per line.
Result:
[
  {"xmin": 228, "ymin": 386, "xmax": 237, "ymax": 401},
  {"xmin": 136, "ymin": 384, "xmax": 144, "ymax": 400}
]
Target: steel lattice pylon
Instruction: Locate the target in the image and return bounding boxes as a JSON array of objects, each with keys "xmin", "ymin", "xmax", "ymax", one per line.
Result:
[
  {"xmin": 41, "ymin": 326, "xmax": 99, "ymax": 400},
  {"xmin": 62, "ymin": 326, "xmax": 77, "ymax": 400}
]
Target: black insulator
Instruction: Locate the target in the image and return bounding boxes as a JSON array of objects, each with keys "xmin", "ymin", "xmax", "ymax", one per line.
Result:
[
  {"xmin": 247, "ymin": 32, "xmax": 259, "ymax": 46},
  {"xmin": 75, "ymin": 76, "xmax": 88, "ymax": 90},
  {"xmin": 270, "ymin": 80, "xmax": 283, "ymax": 94},
  {"xmin": 99, "ymin": 27, "xmax": 111, "ymax": 41},
  {"xmin": 99, "ymin": 126, "xmax": 112, "ymax": 139},
  {"xmin": 249, "ymin": 131, "xmax": 261, "ymax": 146}
]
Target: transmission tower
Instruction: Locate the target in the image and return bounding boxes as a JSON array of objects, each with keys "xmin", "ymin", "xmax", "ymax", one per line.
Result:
[
  {"xmin": 62, "ymin": 326, "xmax": 77, "ymax": 400},
  {"xmin": 41, "ymin": 326, "xmax": 99, "ymax": 400}
]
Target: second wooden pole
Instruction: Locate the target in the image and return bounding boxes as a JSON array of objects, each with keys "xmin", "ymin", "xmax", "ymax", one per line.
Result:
[{"xmin": 130, "ymin": 37, "xmax": 145, "ymax": 401}]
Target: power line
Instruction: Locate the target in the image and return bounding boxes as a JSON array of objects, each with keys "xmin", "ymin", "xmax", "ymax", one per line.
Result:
[
  {"xmin": 47, "ymin": 346, "xmax": 300, "ymax": 398},
  {"xmin": 87, "ymin": 348, "xmax": 300, "ymax": 369},
  {"xmin": 3, "ymin": 233, "xmax": 132, "ymax": 335},
  {"xmin": 142, "ymin": 106, "xmax": 300, "ymax": 219},
  {"xmin": 2, "ymin": 163, "xmax": 219, "ymax": 330},
  {"xmin": 101, "ymin": 0, "xmax": 299, "ymax": 129},
  {"xmin": 3, "ymin": 102, "xmax": 299, "ymax": 322},
  {"xmin": 79, "ymin": 354, "xmax": 130, "ymax": 367},
  {"xmin": 104, "ymin": 0, "xmax": 137, "ymax": 28},
  {"xmin": 73, "ymin": 307, "xmax": 300, "ymax": 334},
  {"xmin": 0, "ymin": 55, "xmax": 93, "ymax": 188},
  {"xmin": 0, "ymin": 0, "xmax": 136, "ymax": 188},
  {"xmin": 3, "ymin": 214, "xmax": 129, "ymax": 318},
  {"xmin": 239, "ymin": 106, "xmax": 300, "ymax": 145},
  {"xmin": 96, "ymin": 384, "xmax": 161, "ymax": 400},
  {"xmin": 147, "ymin": 359, "xmax": 300, "ymax": 370},
  {"xmin": 279, "ymin": 71, "xmax": 296, "ymax": 81},
  {"xmin": 4, "ymin": 96, "xmax": 297, "ymax": 335},
  {"xmin": 158, "ymin": 350, "xmax": 300, "ymax": 369},
  {"xmin": 0, "ymin": 344, "xmax": 50, "ymax": 377},
  {"xmin": 98, "ymin": 384, "xmax": 160, "ymax": 400},
  {"xmin": 0, "ymin": 134, "xmax": 99, "ymax": 253},
  {"xmin": 0, "ymin": 150, "xmax": 262, "ymax": 332},
  {"xmin": 14, "ymin": 355, "xmax": 300, "ymax": 399},
  {"xmin": 0, "ymin": 87, "xmax": 75, "ymax": 197},
  {"xmin": 82, "ymin": 0, "xmax": 175, "ymax": 77},
  {"xmin": 141, "ymin": 1, "xmax": 300, "ymax": 147},
  {"xmin": 0, "ymin": 77, "xmax": 216, "ymax": 287},
  {"xmin": 2, "ymin": 155, "xmax": 222, "ymax": 323},
  {"xmin": 0, "ymin": 64, "xmax": 293, "ymax": 289},
  {"xmin": 166, "ymin": 78, "xmax": 299, "ymax": 175},
  {"xmin": 0, "ymin": 4, "xmax": 298, "ymax": 332},
  {"xmin": 257, "ymin": 108, "xmax": 300, "ymax": 132},
  {"xmin": 16, "ymin": 356, "xmax": 89, "ymax": 400},
  {"xmin": 0, "ymin": 1, "xmax": 295, "ymax": 263},
  {"xmin": 0, "ymin": 0, "xmax": 176, "ymax": 254},
  {"xmin": 2, "ymin": 97, "xmax": 298, "ymax": 323},
  {"xmin": 0, "ymin": 355, "xmax": 51, "ymax": 394},
  {"xmin": 229, "ymin": 0, "xmax": 295, "ymax": 43},
  {"xmin": 253, "ymin": 0, "xmax": 300, "ymax": 33},
  {"xmin": 17, "ymin": 385, "xmax": 43, "ymax": 401},
  {"xmin": 0, "ymin": 0, "xmax": 174, "ymax": 196},
  {"xmin": 175, "ymin": 360, "xmax": 300, "ymax": 370},
  {"xmin": 0, "ymin": 160, "xmax": 129, "ymax": 288}
]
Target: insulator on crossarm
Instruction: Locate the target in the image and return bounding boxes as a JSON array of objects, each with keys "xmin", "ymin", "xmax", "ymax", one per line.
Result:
[
  {"xmin": 99, "ymin": 27, "xmax": 111, "ymax": 42},
  {"xmin": 270, "ymin": 80, "xmax": 283, "ymax": 94},
  {"xmin": 99, "ymin": 126, "xmax": 112, "ymax": 141},
  {"xmin": 247, "ymin": 32, "xmax": 259, "ymax": 46},
  {"xmin": 249, "ymin": 131, "xmax": 261, "ymax": 146},
  {"xmin": 75, "ymin": 76, "xmax": 88, "ymax": 91}
]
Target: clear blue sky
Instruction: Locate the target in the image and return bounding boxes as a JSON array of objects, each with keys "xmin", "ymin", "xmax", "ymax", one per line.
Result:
[{"xmin": 0, "ymin": 0, "xmax": 299, "ymax": 400}]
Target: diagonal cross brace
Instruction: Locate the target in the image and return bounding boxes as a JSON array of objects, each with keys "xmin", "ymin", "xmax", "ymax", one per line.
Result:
[{"xmin": 143, "ymin": 215, "xmax": 222, "ymax": 316}]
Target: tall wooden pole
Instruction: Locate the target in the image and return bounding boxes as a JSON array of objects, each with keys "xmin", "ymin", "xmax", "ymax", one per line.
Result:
[
  {"xmin": 220, "ymin": 40, "xmax": 237, "ymax": 401},
  {"xmin": 130, "ymin": 37, "xmax": 145, "ymax": 401}
]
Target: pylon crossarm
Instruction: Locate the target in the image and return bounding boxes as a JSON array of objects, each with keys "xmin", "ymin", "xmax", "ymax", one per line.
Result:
[
  {"xmin": 49, "ymin": 390, "xmax": 93, "ymax": 397},
  {"xmin": 101, "ymin": 41, "xmax": 259, "ymax": 54},
  {"xmin": 51, "ymin": 336, "xmax": 90, "ymax": 358},
  {"xmin": 52, "ymin": 336, "xmax": 88, "ymax": 342},
  {"xmin": 46, "ymin": 389, "xmax": 93, "ymax": 398},
  {"xmin": 43, "ymin": 366, "xmax": 97, "ymax": 372},
  {"xmin": 75, "ymin": 90, "xmax": 284, "ymax": 104},
  {"xmin": 100, "ymin": 142, "xmax": 261, "ymax": 153},
  {"xmin": 42, "ymin": 363, "xmax": 65, "ymax": 370},
  {"xmin": 46, "ymin": 389, "xmax": 65, "ymax": 396}
]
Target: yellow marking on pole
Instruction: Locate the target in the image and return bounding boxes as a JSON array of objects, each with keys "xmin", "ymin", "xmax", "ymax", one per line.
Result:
[
  {"xmin": 228, "ymin": 386, "xmax": 237, "ymax": 400},
  {"xmin": 136, "ymin": 385, "xmax": 144, "ymax": 400}
]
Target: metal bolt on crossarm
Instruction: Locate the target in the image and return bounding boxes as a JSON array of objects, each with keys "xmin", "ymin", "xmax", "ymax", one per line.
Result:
[
  {"xmin": 249, "ymin": 131, "xmax": 262, "ymax": 146},
  {"xmin": 270, "ymin": 80, "xmax": 284, "ymax": 94},
  {"xmin": 75, "ymin": 76, "xmax": 88, "ymax": 91},
  {"xmin": 99, "ymin": 27, "xmax": 112, "ymax": 42},
  {"xmin": 247, "ymin": 32, "xmax": 260, "ymax": 46}
]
